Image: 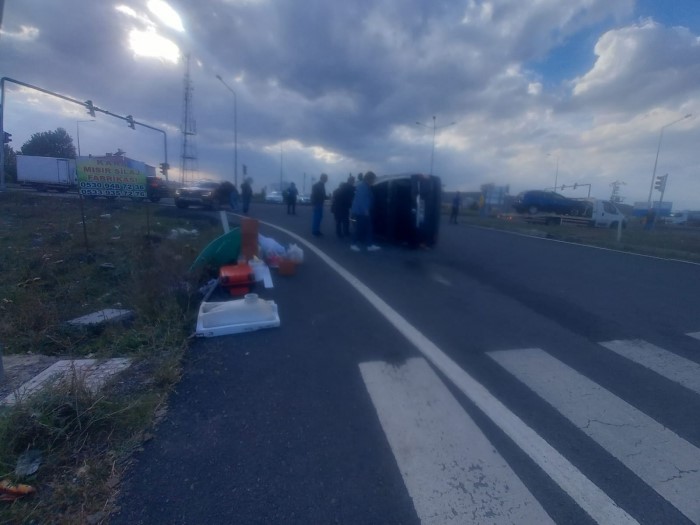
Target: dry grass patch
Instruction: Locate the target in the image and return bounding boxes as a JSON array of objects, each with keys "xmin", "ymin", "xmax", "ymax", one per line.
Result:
[{"xmin": 0, "ymin": 191, "xmax": 221, "ymax": 524}]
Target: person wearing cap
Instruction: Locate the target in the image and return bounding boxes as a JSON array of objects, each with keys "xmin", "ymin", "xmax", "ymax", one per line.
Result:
[{"xmin": 350, "ymin": 171, "xmax": 380, "ymax": 252}]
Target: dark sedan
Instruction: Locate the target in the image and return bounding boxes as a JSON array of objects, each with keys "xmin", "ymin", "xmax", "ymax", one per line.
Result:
[
  {"xmin": 174, "ymin": 180, "xmax": 222, "ymax": 209},
  {"xmin": 513, "ymin": 190, "xmax": 589, "ymax": 216}
]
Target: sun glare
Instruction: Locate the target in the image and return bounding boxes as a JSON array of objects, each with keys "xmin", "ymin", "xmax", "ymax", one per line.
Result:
[
  {"xmin": 147, "ymin": 0, "xmax": 185, "ymax": 32},
  {"xmin": 129, "ymin": 29, "xmax": 180, "ymax": 63}
]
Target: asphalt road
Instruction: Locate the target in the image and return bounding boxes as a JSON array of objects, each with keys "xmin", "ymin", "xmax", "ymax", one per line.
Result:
[{"xmin": 113, "ymin": 203, "xmax": 700, "ymax": 525}]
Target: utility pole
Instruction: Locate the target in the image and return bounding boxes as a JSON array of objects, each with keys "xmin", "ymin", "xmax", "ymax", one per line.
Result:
[
  {"xmin": 180, "ymin": 55, "xmax": 198, "ymax": 185},
  {"xmin": 416, "ymin": 116, "xmax": 456, "ymax": 175},
  {"xmin": 216, "ymin": 74, "xmax": 238, "ymax": 186}
]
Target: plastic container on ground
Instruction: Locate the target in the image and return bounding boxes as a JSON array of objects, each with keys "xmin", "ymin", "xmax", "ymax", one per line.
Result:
[{"xmin": 195, "ymin": 294, "xmax": 280, "ymax": 337}]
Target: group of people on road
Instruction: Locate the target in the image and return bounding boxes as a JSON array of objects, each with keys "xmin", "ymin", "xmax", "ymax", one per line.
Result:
[
  {"xmin": 310, "ymin": 171, "xmax": 380, "ymax": 251},
  {"xmin": 218, "ymin": 170, "xmax": 381, "ymax": 251},
  {"xmin": 221, "ymin": 178, "xmax": 254, "ymax": 214}
]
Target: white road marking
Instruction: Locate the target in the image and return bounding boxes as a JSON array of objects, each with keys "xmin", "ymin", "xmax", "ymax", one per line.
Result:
[
  {"xmin": 430, "ymin": 272, "xmax": 451, "ymax": 286},
  {"xmin": 260, "ymin": 220, "xmax": 638, "ymax": 525},
  {"xmin": 489, "ymin": 348, "xmax": 700, "ymax": 524},
  {"xmin": 360, "ymin": 358, "xmax": 554, "ymax": 525},
  {"xmin": 687, "ymin": 332, "xmax": 700, "ymax": 342},
  {"xmin": 600, "ymin": 339, "xmax": 700, "ymax": 395}
]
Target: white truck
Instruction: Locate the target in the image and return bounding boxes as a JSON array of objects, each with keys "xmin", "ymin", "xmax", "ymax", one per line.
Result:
[
  {"xmin": 17, "ymin": 155, "xmax": 77, "ymax": 192},
  {"xmin": 523, "ymin": 198, "xmax": 627, "ymax": 228}
]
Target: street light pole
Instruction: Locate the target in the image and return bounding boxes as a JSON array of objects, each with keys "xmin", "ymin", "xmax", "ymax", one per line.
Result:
[
  {"xmin": 416, "ymin": 116, "xmax": 456, "ymax": 175},
  {"xmin": 216, "ymin": 74, "xmax": 238, "ymax": 187},
  {"xmin": 76, "ymin": 119, "xmax": 94, "ymax": 157},
  {"xmin": 547, "ymin": 154, "xmax": 559, "ymax": 191},
  {"xmin": 647, "ymin": 113, "xmax": 691, "ymax": 207}
]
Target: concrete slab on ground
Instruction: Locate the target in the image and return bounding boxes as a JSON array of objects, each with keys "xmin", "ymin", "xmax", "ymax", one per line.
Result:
[{"xmin": 1, "ymin": 358, "xmax": 132, "ymax": 406}]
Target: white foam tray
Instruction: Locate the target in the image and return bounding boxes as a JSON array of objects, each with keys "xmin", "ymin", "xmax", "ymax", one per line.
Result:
[{"xmin": 195, "ymin": 295, "xmax": 280, "ymax": 337}]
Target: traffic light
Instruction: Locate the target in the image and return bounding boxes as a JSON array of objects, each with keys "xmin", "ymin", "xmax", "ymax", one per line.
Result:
[
  {"xmin": 159, "ymin": 162, "xmax": 169, "ymax": 176},
  {"xmin": 3, "ymin": 131, "xmax": 11, "ymax": 144},
  {"xmin": 126, "ymin": 115, "xmax": 135, "ymax": 129},
  {"xmin": 654, "ymin": 174, "xmax": 668, "ymax": 192},
  {"xmin": 85, "ymin": 100, "xmax": 96, "ymax": 117}
]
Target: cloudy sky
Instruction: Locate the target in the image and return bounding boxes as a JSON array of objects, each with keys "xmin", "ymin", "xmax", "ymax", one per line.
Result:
[{"xmin": 2, "ymin": 0, "xmax": 699, "ymax": 208}]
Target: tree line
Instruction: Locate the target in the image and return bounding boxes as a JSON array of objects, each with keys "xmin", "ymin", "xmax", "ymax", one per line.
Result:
[{"xmin": 3, "ymin": 127, "xmax": 76, "ymax": 182}]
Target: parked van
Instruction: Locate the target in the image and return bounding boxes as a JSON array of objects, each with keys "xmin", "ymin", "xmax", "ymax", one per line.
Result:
[
  {"xmin": 519, "ymin": 198, "xmax": 627, "ymax": 228},
  {"xmin": 584, "ymin": 199, "xmax": 627, "ymax": 228}
]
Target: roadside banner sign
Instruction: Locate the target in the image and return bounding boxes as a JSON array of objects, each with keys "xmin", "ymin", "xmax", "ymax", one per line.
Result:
[{"xmin": 76, "ymin": 156, "xmax": 147, "ymax": 199}]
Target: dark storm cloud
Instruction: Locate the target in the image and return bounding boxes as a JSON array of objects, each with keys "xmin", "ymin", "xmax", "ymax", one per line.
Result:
[{"xmin": 3, "ymin": 0, "xmax": 700, "ymax": 206}]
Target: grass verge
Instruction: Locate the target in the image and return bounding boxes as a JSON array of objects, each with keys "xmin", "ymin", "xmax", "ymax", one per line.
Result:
[
  {"xmin": 460, "ymin": 212, "xmax": 700, "ymax": 263},
  {"xmin": 0, "ymin": 191, "xmax": 221, "ymax": 524}
]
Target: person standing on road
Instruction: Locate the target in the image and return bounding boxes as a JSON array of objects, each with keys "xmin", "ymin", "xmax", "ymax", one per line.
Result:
[
  {"xmin": 229, "ymin": 184, "xmax": 240, "ymax": 212},
  {"xmin": 241, "ymin": 178, "xmax": 253, "ymax": 214},
  {"xmin": 332, "ymin": 175, "xmax": 355, "ymax": 238},
  {"xmin": 450, "ymin": 191, "xmax": 461, "ymax": 224},
  {"xmin": 286, "ymin": 182, "xmax": 299, "ymax": 215},
  {"xmin": 350, "ymin": 171, "xmax": 380, "ymax": 252},
  {"xmin": 311, "ymin": 173, "xmax": 328, "ymax": 236}
]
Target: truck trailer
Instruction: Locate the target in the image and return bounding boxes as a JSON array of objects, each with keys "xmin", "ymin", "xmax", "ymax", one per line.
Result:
[{"xmin": 17, "ymin": 155, "xmax": 77, "ymax": 192}]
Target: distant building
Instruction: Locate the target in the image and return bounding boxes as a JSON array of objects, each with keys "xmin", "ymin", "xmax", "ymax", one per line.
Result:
[{"xmin": 632, "ymin": 201, "xmax": 672, "ymax": 217}]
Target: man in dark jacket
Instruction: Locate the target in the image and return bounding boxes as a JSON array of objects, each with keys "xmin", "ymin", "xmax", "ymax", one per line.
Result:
[
  {"xmin": 311, "ymin": 173, "xmax": 328, "ymax": 236},
  {"xmin": 332, "ymin": 175, "xmax": 355, "ymax": 237},
  {"xmin": 285, "ymin": 182, "xmax": 299, "ymax": 215}
]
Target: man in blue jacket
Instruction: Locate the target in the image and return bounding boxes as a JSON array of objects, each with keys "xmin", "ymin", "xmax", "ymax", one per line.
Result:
[{"xmin": 350, "ymin": 171, "xmax": 380, "ymax": 252}]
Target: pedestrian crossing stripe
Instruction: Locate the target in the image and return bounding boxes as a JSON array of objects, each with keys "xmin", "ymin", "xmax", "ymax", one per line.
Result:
[
  {"xmin": 360, "ymin": 358, "xmax": 554, "ymax": 525},
  {"xmin": 600, "ymin": 339, "xmax": 700, "ymax": 396},
  {"xmin": 488, "ymin": 347, "xmax": 700, "ymax": 524}
]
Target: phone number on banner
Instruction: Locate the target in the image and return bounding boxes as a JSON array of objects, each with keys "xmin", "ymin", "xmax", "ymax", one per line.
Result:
[
  {"xmin": 80, "ymin": 189, "xmax": 147, "ymax": 198},
  {"xmin": 80, "ymin": 181, "xmax": 146, "ymax": 191},
  {"xmin": 79, "ymin": 182, "xmax": 147, "ymax": 198}
]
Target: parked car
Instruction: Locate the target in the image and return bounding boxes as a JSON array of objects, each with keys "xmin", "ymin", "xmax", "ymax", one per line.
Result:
[
  {"xmin": 265, "ymin": 191, "xmax": 284, "ymax": 203},
  {"xmin": 664, "ymin": 211, "xmax": 688, "ymax": 225},
  {"xmin": 174, "ymin": 180, "xmax": 222, "ymax": 209},
  {"xmin": 513, "ymin": 190, "xmax": 589, "ymax": 216},
  {"xmin": 297, "ymin": 194, "xmax": 311, "ymax": 204}
]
